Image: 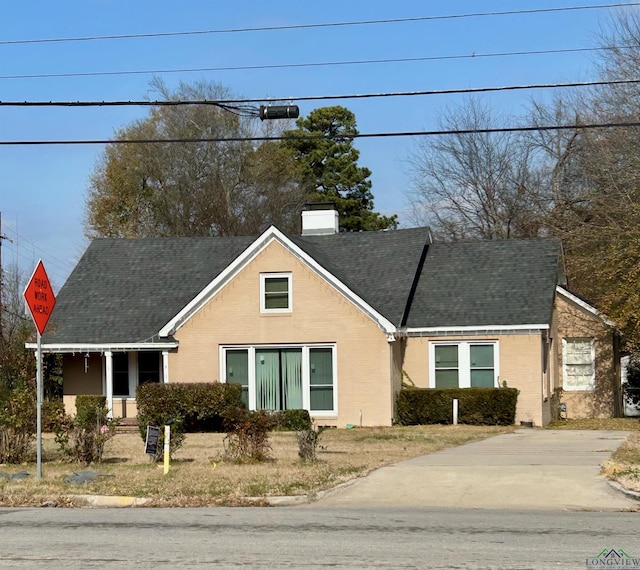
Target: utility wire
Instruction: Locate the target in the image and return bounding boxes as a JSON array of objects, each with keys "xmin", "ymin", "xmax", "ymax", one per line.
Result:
[
  {"xmin": 1, "ymin": 3, "xmax": 637, "ymax": 46},
  {"xmin": 2, "ymin": 121, "xmax": 640, "ymax": 146},
  {"xmin": 0, "ymin": 46, "xmax": 630, "ymax": 81},
  {"xmin": 2, "ymin": 226, "xmax": 76, "ymax": 273},
  {"xmin": 2, "ymin": 77, "xmax": 640, "ymax": 107}
]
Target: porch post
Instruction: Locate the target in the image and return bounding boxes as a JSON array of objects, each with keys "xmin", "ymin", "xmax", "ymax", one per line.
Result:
[
  {"xmin": 162, "ymin": 351, "xmax": 169, "ymax": 384},
  {"xmin": 104, "ymin": 350, "xmax": 114, "ymax": 418}
]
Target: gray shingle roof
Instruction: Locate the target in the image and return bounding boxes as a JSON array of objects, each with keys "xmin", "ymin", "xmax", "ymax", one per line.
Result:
[
  {"xmin": 292, "ymin": 227, "xmax": 430, "ymax": 325},
  {"xmin": 44, "ymin": 236, "xmax": 254, "ymax": 344},
  {"xmin": 404, "ymin": 238, "xmax": 562, "ymax": 328},
  {"xmin": 43, "ymin": 228, "xmax": 561, "ymax": 345}
]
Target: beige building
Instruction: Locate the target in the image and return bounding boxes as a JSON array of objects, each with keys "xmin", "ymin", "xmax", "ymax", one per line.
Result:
[{"xmin": 37, "ymin": 209, "xmax": 622, "ymax": 427}]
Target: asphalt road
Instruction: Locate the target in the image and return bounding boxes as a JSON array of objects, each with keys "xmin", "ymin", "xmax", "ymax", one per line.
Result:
[{"xmin": 0, "ymin": 506, "xmax": 638, "ymax": 569}]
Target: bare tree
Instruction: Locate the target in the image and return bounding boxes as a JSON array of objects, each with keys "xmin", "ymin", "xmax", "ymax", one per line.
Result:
[
  {"xmin": 0, "ymin": 264, "xmax": 35, "ymax": 391},
  {"xmin": 408, "ymin": 98, "xmax": 547, "ymax": 240}
]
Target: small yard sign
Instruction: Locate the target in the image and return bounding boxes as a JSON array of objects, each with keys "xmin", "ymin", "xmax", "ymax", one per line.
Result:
[{"xmin": 145, "ymin": 425, "xmax": 160, "ymax": 456}]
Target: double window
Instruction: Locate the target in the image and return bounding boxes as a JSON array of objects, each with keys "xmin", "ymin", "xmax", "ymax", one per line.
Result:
[
  {"xmin": 222, "ymin": 345, "xmax": 336, "ymax": 414},
  {"xmin": 430, "ymin": 342, "xmax": 498, "ymax": 388},
  {"xmin": 260, "ymin": 273, "xmax": 292, "ymax": 313},
  {"xmin": 562, "ymin": 338, "xmax": 595, "ymax": 391},
  {"xmin": 110, "ymin": 351, "xmax": 161, "ymax": 397}
]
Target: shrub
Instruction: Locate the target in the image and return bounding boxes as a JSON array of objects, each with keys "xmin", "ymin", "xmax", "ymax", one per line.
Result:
[
  {"xmin": 274, "ymin": 409, "xmax": 312, "ymax": 431},
  {"xmin": 270, "ymin": 409, "xmax": 325, "ymax": 461},
  {"xmin": 42, "ymin": 399, "xmax": 66, "ymax": 432},
  {"xmin": 136, "ymin": 382, "xmax": 243, "ymax": 460},
  {"xmin": 396, "ymin": 387, "xmax": 519, "ymax": 426},
  {"xmin": 54, "ymin": 395, "xmax": 117, "ymax": 464},
  {"xmin": 223, "ymin": 408, "xmax": 278, "ymax": 462},
  {"xmin": 0, "ymin": 382, "xmax": 36, "ymax": 464},
  {"xmin": 137, "ymin": 382, "xmax": 243, "ymax": 433},
  {"xmin": 296, "ymin": 426, "xmax": 327, "ymax": 462}
]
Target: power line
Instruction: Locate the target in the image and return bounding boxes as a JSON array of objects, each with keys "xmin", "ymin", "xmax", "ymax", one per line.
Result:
[
  {"xmin": 2, "ymin": 77, "xmax": 640, "ymax": 107},
  {"xmin": 1, "ymin": 3, "xmax": 636, "ymax": 46},
  {"xmin": 2, "ymin": 120, "xmax": 640, "ymax": 146},
  {"xmin": 2, "ymin": 227, "xmax": 76, "ymax": 273},
  {"xmin": 0, "ymin": 46, "xmax": 629, "ymax": 82}
]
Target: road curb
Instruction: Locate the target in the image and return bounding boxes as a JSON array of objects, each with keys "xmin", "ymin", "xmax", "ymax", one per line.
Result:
[
  {"xmin": 69, "ymin": 494, "xmax": 149, "ymax": 507},
  {"xmin": 262, "ymin": 476, "xmax": 363, "ymax": 506},
  {"xmin": 608, "ymin": 480, "xmax": 640, "ymax": 502}
]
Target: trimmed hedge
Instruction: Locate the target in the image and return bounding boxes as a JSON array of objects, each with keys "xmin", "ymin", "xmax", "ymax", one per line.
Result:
[
  {"xmin": 274, "ymin": 409, "xmax": 312, "ymax": 431},
  {"xmin": 396, "ymin": 387, "xmax": 519, "ymax": 426},
  {"xmin": 136, "ymin": 382, "xmax": 243, "ymax": 436}
]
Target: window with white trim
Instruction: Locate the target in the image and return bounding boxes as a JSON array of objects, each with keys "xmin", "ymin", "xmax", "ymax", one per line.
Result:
[
  {"xmin": 108, "ymin": 351, "xmax": 161, "ymax": 398},
  {"xmin": 260, "ymin": 273, "xmax": 292, "ymax": 313},
  {"xmin": 430, "ymin": 342, "xmax": 498, "ymax": 388},
  {"xmin": 562, "ymin": 338, "xmax": 595, "ymax": 390},
  {"xmin": 222, "ymin": 345, "xmax": 336, "ymax": 414}
]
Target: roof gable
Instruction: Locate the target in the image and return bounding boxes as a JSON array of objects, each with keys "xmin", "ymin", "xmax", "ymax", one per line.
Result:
[
  {"xmin": 556, "ymin": 286, "xmax": 615, "ymax": 327},
  {"xmin": 161, "ymin": 226, "xmax": 429, "ymax": 337},
  {"xmin": 45, "ymin": 227, "xmax": 430, "ymax": 347}
]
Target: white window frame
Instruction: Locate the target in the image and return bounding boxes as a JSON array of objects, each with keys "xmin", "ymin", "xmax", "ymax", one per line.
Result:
[
  {"xmin": 260, "ymin": 273, "xmax": 292, "ymax": 313},
  {"xmin": 220, "ymin": 344, "xmax": 337, "ymax": 417},
  {"xmin": 562, "ymin": 338, "xmax": 595, "ymax": 391},
  {"xmin": 429, "ymin": 341, "xmax": 500, "ymax": 388}
]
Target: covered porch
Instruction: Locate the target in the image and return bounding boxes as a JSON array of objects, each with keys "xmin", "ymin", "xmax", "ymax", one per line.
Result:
[{"xmin": 37, "ymin": 342, "xmax": 178, "ymax": 419}]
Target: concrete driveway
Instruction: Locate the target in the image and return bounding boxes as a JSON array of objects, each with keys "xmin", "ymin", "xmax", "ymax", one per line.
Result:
[{"xmin": 316, "ymin": 429, "xmax": 639, "ymax": 511}]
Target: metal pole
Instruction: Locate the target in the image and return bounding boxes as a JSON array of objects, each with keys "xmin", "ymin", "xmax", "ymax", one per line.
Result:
[
  {"xmin": 36, "ymin": 330, "xmax": 43, "ymax": 479},
  {"xmin": 452, "ymin": 398, "xmax": 459, "ymax": 426}
]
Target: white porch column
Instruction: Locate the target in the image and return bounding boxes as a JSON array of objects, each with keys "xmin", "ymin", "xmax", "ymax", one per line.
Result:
[
  {"xmin": 162, "ymin": 351, "xmax": 169, "ymax": 384},
  {"xmin": 104, "ymin": 350, "xmax": 114, "ymax": 419}
]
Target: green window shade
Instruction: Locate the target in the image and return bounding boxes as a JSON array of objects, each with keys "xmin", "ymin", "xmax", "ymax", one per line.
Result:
[
  {"xmin": 264, "ymin": 277, "xmax": 289, "ymax": 309},
  {"xmin": 435, "ymin": 369, "xmax": 459, "ymax": 388},
  {"xmin": 435, "ymin": 345, "xmax": 458, "ymax": 368},
  {"xmin": 113, "ymin": 352, "xmax": 129, "ymax": 397},
  {"xmin": 226, "ymin": 350, "xmax": 249, "ymax": 407},
  {"xmin": 470, "ymin": 345, "xmax": 494, "ymax": 369},
  {"xmin": 471, "ymin": 370, "xmax": 495, "ymax": 387},
  {"xmin": 470, "ymin": 345, "xmax": 495, "ymax": 387},
  {"xmin": 281, "ymin": 349, "xmax": 303, "ymax": 410},
  {"xmin": 310, "ymin": 348, "xmax": 334, "ymax": 411}
]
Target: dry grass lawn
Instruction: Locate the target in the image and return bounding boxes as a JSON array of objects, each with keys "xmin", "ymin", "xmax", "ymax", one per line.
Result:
[
  {"xmin": 603, "ymin": 430, "xmax": 640, "ymax": 493},
  {"xmin": 0, "ymin": 425, "xmax": 512, "ymax": 507}
]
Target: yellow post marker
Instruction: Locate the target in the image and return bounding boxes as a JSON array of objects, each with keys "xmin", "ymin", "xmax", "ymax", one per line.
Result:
[{"xmin": 163, "ymin": 424, "xmax": 171, "ymax": 475}]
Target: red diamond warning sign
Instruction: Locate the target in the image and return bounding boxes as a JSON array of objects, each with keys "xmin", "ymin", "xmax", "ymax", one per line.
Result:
[{"xmin": 24, "ymin": 260, "xmax": 56, "ymax": 335}]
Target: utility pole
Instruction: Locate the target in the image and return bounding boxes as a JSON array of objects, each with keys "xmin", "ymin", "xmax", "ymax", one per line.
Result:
[
  {"xmin": 0, "ymin": 211, "xmax": 11, "ymax": 343},
  {"xmin": 0, "ymin": 211, "xmax": 3, "ymax": 342}
]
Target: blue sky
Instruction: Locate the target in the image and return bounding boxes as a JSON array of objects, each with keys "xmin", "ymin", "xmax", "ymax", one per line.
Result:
[{"xmin": 0, "ymin": 1, "xmax": 630, "ymax": 290}]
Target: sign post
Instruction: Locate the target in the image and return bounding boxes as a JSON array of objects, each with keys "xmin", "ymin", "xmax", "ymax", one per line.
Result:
[{"xmin": 23, "ymin": 260, "xmax": 56, "ymax": 479}]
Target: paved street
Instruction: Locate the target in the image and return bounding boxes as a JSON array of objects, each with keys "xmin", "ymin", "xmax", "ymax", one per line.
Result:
[
  {"xmin": 317, "ymin": 429, "xmax": 639, "ymax": 510},
  {"xmin": 1, "ymin": 430, "xmax": 639, "ymax": 568},
  {"xmin": 0, "ymin": 506, "xmax": 638, "ymax": 569}
]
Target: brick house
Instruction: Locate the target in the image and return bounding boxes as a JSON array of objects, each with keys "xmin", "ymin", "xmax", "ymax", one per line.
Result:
[{"xmin": 35, "ymin": 208, "xmax": 622, "ymax": 426}]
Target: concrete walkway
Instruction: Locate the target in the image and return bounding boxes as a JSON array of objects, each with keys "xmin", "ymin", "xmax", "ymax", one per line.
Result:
[{"xmin": 316, "ymin": 429, "xmax": 640, "ymax": 511}]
